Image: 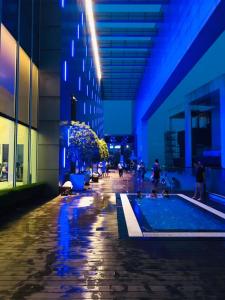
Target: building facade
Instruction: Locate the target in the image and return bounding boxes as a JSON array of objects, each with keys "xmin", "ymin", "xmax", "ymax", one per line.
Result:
[{"xmin": 0, "ymin": 0, "xmax": 104, "ymax": 193}]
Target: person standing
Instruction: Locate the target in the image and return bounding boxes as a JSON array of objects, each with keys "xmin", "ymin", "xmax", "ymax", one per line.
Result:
[
  {"xmin": 193, "ymin": 161, "xmax": 205, "ymax": 201},
  {"xmin": 152, "ymin": 159, "xmax": 160, "ymax": 190},
  {"xmin": 118, "ymin": 162, "xmax": 123, "ymax": 178}
]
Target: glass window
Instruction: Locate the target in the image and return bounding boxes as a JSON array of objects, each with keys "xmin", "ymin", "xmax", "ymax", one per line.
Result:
[
  {"xmin": 0, "ymin": 24, "xmax": 16, "ymax": 118},
  {"xmin": 18, "ymin": 48, "xmax": 30, "ymax": 124},
  {"xmin": 16, "ymin": 124, "xmax": 28, "ymax": 186},
  {"xmin": 32, "ymin": 64, "xmax": 38, "ymax": 128},
  {"xmin": 0, "ymin": 117, "xmax": 14, "ymax": 190},
  {"xmin": 31, "ymin": 129, "xmax": 37, "ymax": 183}
]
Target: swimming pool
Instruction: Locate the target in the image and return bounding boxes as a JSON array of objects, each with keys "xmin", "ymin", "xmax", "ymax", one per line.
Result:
[{"xmin": 120, "ymin": 194, "xmax": 225, "ymax": 238}]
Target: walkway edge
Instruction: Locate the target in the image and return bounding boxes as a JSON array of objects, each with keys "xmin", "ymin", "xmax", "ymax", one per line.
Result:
[{"xmin": 120, "ymin": 193, "xmax": 143, "ymax": 237}]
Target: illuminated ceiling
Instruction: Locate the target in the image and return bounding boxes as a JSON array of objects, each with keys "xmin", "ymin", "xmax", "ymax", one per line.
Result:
[{"xmin": 94, "ymin": 0, "xmax": 169, "ymax": 101}]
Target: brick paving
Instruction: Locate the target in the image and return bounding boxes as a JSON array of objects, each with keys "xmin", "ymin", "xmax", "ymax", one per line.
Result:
[{"xmin": 0, "ymin": 172, "xmax": 225, "ymax": 299}]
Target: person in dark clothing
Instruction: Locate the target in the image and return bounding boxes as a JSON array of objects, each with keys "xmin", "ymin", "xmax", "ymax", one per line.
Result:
[
  {"xmin": 193, "ymin": 161, "xmax": 205, "ymax": 201},
  {"xmin": 152, "ymin": 159, "xmax": 160, "ymax": 190},
  {"xmin": 118, "ymin": 162, "xmax": 123, "ymax": 178}
]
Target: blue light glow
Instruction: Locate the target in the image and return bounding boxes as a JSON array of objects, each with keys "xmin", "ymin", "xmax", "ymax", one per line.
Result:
[
  {"xmin": 90, "ymin": 105, "xmax": 91, "ymax": 114},
  {"xmin": 67, "ymin": 128, "xmax": 70, "ymax": 146},
  {"xmin": 64, "ymin": 61, "xmax": 67, "ymax": 82},
  {"xmin": 86, "ymin": 46, "xmax": 88, "ymax": 57},
  {"xmin": 77, "ymin": 24, "xmax": 80, "ymax": 39},
  {"xmin": 71, "ymin": 40, "xmax": 75, "ymax": 57},
  {"xmin": 81, "ymin": 12, "xmax": 84, "ymax": 26},
  {"xmin": 63, "ymin": 147, "xmax": 66, "ymax": 168},
  {"xmin": 79, "ymin": 76, "xmax": 81, "ymax": 91},
  {"xmin": 61, "ymin": 0, "xmax": 65, "ymax": 8},
  {"xmin": 86, "ymin": 84, "xmax": 88, "ymax": 96},
  {"xmin": 83, "ymin": 59, "xmax": 85, "ymax": 72},
  {"xmin": 84, "ymin": 102, "xmax": 86, "ymax": 115}
]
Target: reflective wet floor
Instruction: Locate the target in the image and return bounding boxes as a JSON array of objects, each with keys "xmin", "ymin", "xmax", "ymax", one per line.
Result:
[{"xmin": 1, "ymin": 172, "xmax": 225, "ymax": 299}]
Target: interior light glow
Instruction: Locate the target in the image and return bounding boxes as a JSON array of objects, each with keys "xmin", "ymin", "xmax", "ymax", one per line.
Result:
[
  {"xmin": 85, "ymin": 0, "xmax": 102, "ymax": 81},
  {"xmin": 61, "ymin": 0, "xmax": 65, "ymax": 8}
]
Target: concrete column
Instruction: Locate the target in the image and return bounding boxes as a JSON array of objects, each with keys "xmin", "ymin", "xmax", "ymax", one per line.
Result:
[
  {"xmin": 37, "ymin": 0, "xmax": 61, "ymax": 195},
  {"xmin": 185, "ymin": 104, "xmax": 192, "ymax": 168},
  {"xmin": 141, "ymin": 120, "xmax": 148, "ymax": 164},
  {"xmin": 220, "ymin": 83, "xmax": 225, "ymax": 168}
]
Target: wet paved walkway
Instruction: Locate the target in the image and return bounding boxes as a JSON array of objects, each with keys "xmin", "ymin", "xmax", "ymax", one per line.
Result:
[{"xmin": 0, "ymin": 172, "xmax": 225, "ymax": 299}]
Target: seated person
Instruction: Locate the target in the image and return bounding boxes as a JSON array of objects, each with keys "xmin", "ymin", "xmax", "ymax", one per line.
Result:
[
  {"xmin": 61, "ymin": 181, "xmax": 73, "ymax": 196},
  {"xmin": 150, "ymin": 189, "xmax": 157, "ymax": 198},
  {"xmin": 137, "ymin": 191, "xmax": 142, "ymax": 199},
  {"xmin": 162, "ymin": 189, "xmax": 169, "ymax": 198}
]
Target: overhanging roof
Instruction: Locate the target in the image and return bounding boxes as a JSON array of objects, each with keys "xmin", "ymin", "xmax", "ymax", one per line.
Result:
[{"xmin": 94, "ymin": 0, "xmax": 169, "ymax": 101}]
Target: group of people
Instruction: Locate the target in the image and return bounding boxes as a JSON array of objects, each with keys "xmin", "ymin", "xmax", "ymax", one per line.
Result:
[
  {"xmin": 98, "ymin": 161, "xmax": 110, "ymax": 177},
  {"xmin": 136, "ymin": 158, "xmax": 206, "ymax": 201}
]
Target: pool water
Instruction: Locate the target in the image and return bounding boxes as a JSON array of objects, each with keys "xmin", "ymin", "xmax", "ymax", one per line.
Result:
[{"xmin": 130, "ymin": 195, "xmax": 225, "ymax": 232}]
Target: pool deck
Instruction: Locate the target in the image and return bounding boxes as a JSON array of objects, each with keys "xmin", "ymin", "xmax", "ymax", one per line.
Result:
[{"xmin": 1, "ymin": 172, "xmax": 225, "ymax": 299}]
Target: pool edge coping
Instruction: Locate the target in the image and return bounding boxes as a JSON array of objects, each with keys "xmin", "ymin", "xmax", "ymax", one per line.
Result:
[{"xmin": 120, "ymin": 193, "xmax": 225, "ymax": 238}]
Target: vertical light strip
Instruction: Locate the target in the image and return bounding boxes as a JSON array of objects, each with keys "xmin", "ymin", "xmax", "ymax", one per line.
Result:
[
  {"xmin": 71, "ymin": 40, "xmax": 75, "ymax": 57},
  {"xmin": 85, "ymin": 0, "xmax": 102, "ymax": 81},
  {"xmin": 64, "ymin": 61, "xmax": 67, "ymax": 82},
  {"xmin": 77, "ymin": 24, "xmax": 80, "ymax": 39},
  {"xmin": 61, "ymin": 0, "xmax": 65, "ymax": 8},
  {"xmin": 83, "ymin": 59, "xmax": 85, "ymax": 72},
  {"xmin": 67, "ymin": 128, "xmax": 70, "ymax": 146},
  {"xmin": 79, "ymin": 76, "xmax": 81, "ymax": 91},
  {"xmin": 63, "ymin": 148, "xmax": 66, "ymax": 168}
]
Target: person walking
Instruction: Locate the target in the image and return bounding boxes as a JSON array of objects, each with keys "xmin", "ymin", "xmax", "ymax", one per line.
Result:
[{"xmin": 193, "ymin": 161, "xmax": 205, "ymax": 201}]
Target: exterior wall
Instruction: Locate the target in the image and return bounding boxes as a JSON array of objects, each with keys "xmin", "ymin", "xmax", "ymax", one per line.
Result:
[
  {"xmin": 145, "ymin": 29, "xmax": 225, "ymax": 168},
  {"xmin": 61, "ymin": 0, "xmax": 103, "ymax": 136},
  {"xmin": 103, "ymin": 100, "xmax": 133, "ymax": 135},
  {"xmin": 135, "ymin": 0, "xmax": 222, "ymax": 158},
  {"xmin": 37, "ymin": 0, "xmax": 61, "ymax": 193}
]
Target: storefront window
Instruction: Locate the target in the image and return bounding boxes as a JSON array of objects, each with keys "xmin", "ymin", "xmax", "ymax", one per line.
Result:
[
  {"xmin": 32, "ymin": 64, "xmax": 38, "ymax": 128},
  {"xmin": 0, "ymin": 117, "xmax": 14, "ymax": 189},
  {"xmin": 0, "ymin": 24, "xmax": 16, "ymax": 118},
  {"xmin": 16, "ymin": 124, "xmax": 29, "ymax": 186},
  {"xmin": 31, "ymin": 129, "xmax": 37, "ymax": 183},
  {"xmin": 18, "ymin": 48, "xmax": 30, "ymax": 124}
]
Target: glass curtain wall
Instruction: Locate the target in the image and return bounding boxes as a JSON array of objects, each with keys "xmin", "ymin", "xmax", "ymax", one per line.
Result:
[{"xmin": 0, "ymin": 0, "xmax": 39, "ymax": 190}]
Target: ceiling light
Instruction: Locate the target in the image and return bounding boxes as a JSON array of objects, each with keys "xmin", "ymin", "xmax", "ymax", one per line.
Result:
[{"xmin": 85, "ymin": 0, "xmax": 102, "ymax": 81}]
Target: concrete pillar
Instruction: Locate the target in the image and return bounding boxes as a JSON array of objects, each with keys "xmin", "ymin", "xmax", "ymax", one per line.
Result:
[
  {"xmin": 185, "ymin": 104, "xmax": 192, "ymax": 168},
  {"xmin": 37, "ymin": 0, "xmax": 61, "ymax": 195},
  {"xmin": 220, "ymin": 83, "xmax": 225, "ymax": 168},
  {"xmin": 141, "ymin": 120, "xmax": 148, "ymax": 164}
]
